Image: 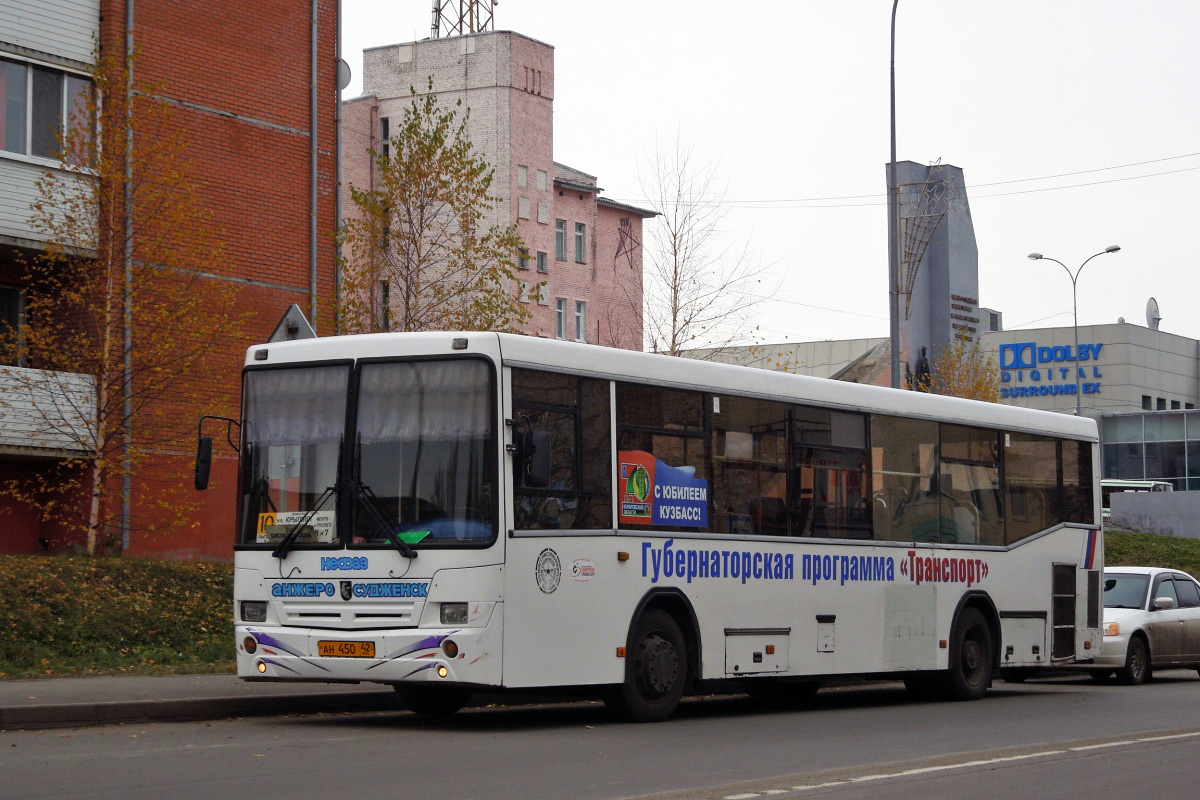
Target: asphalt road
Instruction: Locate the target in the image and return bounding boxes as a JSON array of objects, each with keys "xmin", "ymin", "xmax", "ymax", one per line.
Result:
[{"xmin": 5, "ymin": 672, "xmax": 1200, "ymax": 800}]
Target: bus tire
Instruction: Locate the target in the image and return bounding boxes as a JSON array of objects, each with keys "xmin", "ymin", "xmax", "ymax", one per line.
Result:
[
  {"xmin": 394, "ymin": 684, "xmax": 472, "ymax": 716},
  {"xmin": 1117, "ymin": 635, "xmax": 1150, "ymax": 685},
  {"xmin": 946, "ymin": 606, "xmax": 993, "ymax": 701},
  {"xmin": 609, "ymin": 609, "xmax": 688, "ymax": 723}
]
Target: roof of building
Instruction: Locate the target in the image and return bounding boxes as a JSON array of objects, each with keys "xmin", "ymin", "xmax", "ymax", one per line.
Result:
[
  {"xmin": 553, "ymin": 162, "xmax": 600, "ymax": 194},
  {"xmin": 597, "ymin": 197, "xmax": 659, "ymax": 218}
]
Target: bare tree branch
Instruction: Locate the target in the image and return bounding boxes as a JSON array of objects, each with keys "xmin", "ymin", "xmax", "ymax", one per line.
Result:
[{"xmin": 639, "ymin": 134, "xmax": 773, "ymax": 358}]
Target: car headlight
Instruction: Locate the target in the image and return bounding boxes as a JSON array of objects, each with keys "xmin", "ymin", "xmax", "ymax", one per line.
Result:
[{"xmin": 1103, "ymin": 622, "xmax": 1120, "ymax": 637}]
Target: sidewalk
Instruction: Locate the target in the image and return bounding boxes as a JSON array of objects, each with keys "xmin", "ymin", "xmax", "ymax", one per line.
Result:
[{"xmin": 0, "ymin": 673, "xmax": 403, "ymax": 730}]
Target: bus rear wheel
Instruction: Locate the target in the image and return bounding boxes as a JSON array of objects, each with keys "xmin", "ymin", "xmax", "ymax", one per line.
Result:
[
  {"xmin": 607, "ymin": 609, "xmax": 688, "ymax": 723},
  {"xmin": 394, "ymin": 685, "xmax": 473, "ymax": 716},
  {"xmin": 947, "ymin": 607, "xmax": 993, "ymax": 700}
]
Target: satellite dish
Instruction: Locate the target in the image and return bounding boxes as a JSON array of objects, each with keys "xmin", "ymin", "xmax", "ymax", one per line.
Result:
[
  {"xmin": 1146, "ymin": 297, "xmax": 1161, "ymax": 330},
  {"xmin": 337, "ymin": 59, "xmax": 352, "ymax": 92}
]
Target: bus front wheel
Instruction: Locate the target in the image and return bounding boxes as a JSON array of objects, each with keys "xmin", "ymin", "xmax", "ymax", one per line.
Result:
[
  {"xmin": 607, "ymin": 609, "xmax": 688, "ymax": 722},
  {"xmin": 947, "ymin": 606, "xmax": 993, "ymax": 700}
]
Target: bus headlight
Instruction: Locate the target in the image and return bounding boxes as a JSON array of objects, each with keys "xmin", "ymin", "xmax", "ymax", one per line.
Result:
[
  {"xmin": 241, "ymin": 601, "xmax": 268, "ymax": 622},
  {"xmin": 441, "ymin": 603, "xmax": 468, "ymax": 624},
  {"xmin": 1103, "ymin": 622, "xmax": 1120, "ymax": 637}
]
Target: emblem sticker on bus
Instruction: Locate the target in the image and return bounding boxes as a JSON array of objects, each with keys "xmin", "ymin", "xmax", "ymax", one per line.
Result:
[
  {"xmin": 536, "ymin": 548, "xmax": 561, "ymax": 594},
  {"xmin": 570, "ymin": 558, "xmax": 595, "ymax": 583}
]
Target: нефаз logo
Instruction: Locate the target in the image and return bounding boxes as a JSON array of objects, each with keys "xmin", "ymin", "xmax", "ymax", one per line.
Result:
[{"xmin": 999, "ymin": 342, "xmax": 1036, "ymax": 370}]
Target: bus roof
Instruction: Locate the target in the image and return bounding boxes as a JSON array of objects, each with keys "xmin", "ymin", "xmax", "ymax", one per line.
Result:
[{"xmin": 247, "ymin": 331, "xmax": 1099, "ymax": 442}]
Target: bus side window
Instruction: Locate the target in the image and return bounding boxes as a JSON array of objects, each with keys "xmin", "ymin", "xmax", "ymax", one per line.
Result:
[
  {"xmin": 710, "ymin": 395, "xmax": 788, "ymax": 536},
  {"xmin": 1004, "ymin": 433, "xmax": 1057, "ymax": 544},
  {"xmin": 616, "ymin": 382, "xmax": 707, "ymax": 533},
  {"xmin": 512, "ymin": 369, "xmax": 612, "ymax": 530},
  {"xmin": 870, "ymin": 415, "xmax": 937, "ymax": 543}
]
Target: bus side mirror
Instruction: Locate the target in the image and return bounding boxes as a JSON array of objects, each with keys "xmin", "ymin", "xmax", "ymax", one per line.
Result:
[
  {"xmin": 194, "ymin": 435, "xmax": 213, "ymax": 491},
  {"xmin": 518, "ymin": 429, "xmax": 552, "ymax": 489}
]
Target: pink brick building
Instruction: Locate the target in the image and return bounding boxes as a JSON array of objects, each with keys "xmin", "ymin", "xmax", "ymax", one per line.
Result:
[{"xmin": 341, "ymin": 30, "xmax": 653, "ymax": 349}]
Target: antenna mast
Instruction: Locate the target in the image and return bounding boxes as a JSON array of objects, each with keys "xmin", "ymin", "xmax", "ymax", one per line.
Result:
[{"xmin": 431, "ymin": 0, "xmax": 496, "ymax": 38}]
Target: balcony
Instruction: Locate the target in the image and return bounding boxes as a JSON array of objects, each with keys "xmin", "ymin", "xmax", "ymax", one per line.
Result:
[{"xmin": 0, "ymin": 366, "xmax": 97, "ymax": 459}]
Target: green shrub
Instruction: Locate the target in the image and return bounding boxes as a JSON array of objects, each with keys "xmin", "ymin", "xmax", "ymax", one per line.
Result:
[
  {"xmin": 0, "ymin": 555, "xmax": 233, "ymax": 678},
  {"xmin": 1104, "ymin": 531, "xmax": 1200, "ymax": 577}
]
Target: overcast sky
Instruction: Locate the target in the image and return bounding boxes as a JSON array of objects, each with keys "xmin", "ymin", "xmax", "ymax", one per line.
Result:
[{"xmin": 341, "ymin": 1, "xmax": 1200, "ymax": 347}]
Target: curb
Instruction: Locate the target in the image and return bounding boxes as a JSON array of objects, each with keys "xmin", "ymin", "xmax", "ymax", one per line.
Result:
[{"xmin": 0, "ymin": 690, "xmax": 403, "ymax": 731}]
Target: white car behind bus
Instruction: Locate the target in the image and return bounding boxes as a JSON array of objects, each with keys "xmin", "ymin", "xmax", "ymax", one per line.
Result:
[{"xmin": 1094, "ymin": 566, "xmax": 1200, "ymax": 684}]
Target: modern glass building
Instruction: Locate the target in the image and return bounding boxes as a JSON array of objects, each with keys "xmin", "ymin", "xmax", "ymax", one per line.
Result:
[{"xmin": 1102, "ymin": 412, "xmax": 1200, "ymax": 490}]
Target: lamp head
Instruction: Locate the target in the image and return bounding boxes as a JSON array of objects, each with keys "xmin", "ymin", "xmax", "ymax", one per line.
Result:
[
  {"xmin": 1027, "ymin": 252, "xmax": 1043, "ymax": 260},
  {"xmin": 1105, "ymin": 245, "xmax": 1121, "ymax": 254}
]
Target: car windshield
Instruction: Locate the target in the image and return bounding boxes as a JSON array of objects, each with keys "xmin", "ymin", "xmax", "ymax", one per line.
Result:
[
  {"xmin": 1103, "ymin": 573, "xmax": 1150, "ymax": 609},
  {"xmin": 237, "ymin": 363, "xmax": 350, "ymax": 546},
  {"xmin": 351, "ymin": 359, "xmax": 496, "ymax": 545}
]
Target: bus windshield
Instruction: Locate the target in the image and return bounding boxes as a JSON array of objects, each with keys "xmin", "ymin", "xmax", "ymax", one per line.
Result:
[
  {"xmin": 238, "ymin": 363, "xmax": 349, "ymax": 546},
  {"xmin": 351, "ymin": 358, "xmax": 496, "ymax": 545}
]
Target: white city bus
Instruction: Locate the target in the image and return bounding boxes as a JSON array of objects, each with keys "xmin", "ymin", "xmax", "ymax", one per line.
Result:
[{"xmin": 200, "ymin": 332, "xmax": 1102, "ymax": 721}]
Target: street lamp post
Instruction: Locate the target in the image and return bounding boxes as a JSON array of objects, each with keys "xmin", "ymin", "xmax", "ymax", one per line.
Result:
[
  {"xmin": 1027, "ymin": 245, "xmax": 1121, "ymax": 415},
  {"xmin": 887, "ymin": 0, "xmax": 902, "ymax": 389}
]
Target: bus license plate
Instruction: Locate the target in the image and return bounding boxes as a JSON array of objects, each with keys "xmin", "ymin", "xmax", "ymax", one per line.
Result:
[{"xmin": 317, "ymin": 640, "xmax": 376, "ymax": 658}]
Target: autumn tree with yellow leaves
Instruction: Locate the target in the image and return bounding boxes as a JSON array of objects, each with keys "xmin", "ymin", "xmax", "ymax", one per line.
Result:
[
  {"xmin": 0, "ymin": 49, "xmax": 244, "ymax": 554},
  {"xmin": 340, "ymin": 86, "xmax": 528, "ymax": 334},
  {"xmin": 917, "ymin": 335, "xmax": 1001, "ymax": 402}
]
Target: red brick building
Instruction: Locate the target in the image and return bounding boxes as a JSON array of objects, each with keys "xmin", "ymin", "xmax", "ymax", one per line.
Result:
[
  {"xmin": 0, "ymin": 0, "xmax": 339, "ymax": 558},
  {"xmin": 341, "ymin": 30, "xmax": 653, "ymax": 349}
]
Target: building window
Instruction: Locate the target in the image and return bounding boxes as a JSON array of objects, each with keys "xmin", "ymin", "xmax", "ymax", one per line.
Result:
[
  {"xmin": 517, "ymin": 248, "xmax": 530, "ymax": 270},
  {"xmin": 574, "ymin": 300, "xmax": 586, "ymax": 342},
  {"xmin": 537, "ymin": 200, "xmax": 549, "ymax": 224},
  {"xmin": 1, "ymin": 58, "xmax": 93, "ymax": 161},
  {"xmin": 554, "ymin": 299, "xmax": 566, "ymax": 339},
  {"xmin": 574, "ymin": 223, "xmax": 586, "ymax": 264},
  {"xmin": 1158, "ymin": 397, "xmax": 1167, "ymax": 411},
  {"xmin": 380, "ymin": 116, "xmax": 389, "ymax": 159},
  {"xmin": 1143, "ymin": 395, "xmax": 1152, "ymax": 410},
  {"xmin": 1172, "ymin": 400, "xmax": 1181, "ymax": 410},
  {"xmin": 517, "ymin": 165, "xmax": 528, "ymax": 188},
  {"xmin": 0, "ymin": 285, "xmax": 25, "ymax": 367},
  {"xmin": 518, "ymin": 196, "xmax": 531, "ymax": 219},
  {"xmin": 555, "ymin": 219, "xmax": 566, "ymax": 260},
  {"xmin": 518, "ymin": 281, "xmax": 532, "ymax": 303},
  {"xmin": 536, "ymin": 282, "xmax": 549, "ymax": 305},
  {"xmin": 536, "ymin": 251, "xmax": 548, "ymax": 273},
  {"xmin": 536, "ymin": 169, "xmax": 548, "ymax": 191}
]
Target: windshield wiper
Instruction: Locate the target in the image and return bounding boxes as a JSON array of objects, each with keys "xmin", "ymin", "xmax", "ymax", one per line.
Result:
[
  {"xmin": 348, "ymin": 478, "xmax": 418, "ymax": 559},
  {"xmin": 272, "ymin": 485, "xmax": 336, "ymax": 560}
]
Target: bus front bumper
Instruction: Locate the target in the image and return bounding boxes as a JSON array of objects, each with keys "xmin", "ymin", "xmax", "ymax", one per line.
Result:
[{"xmin": 235, "ymin": 622, "xmax": 502, "ymax": 686}]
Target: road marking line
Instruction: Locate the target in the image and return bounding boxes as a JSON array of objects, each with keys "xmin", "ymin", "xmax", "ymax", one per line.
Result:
[
  {"xmin": 1069, "ymin": 731, "xmax": 1200, "ymax": 752},
  {"xmin": 726, "ymin": 730, "xmax": 1200, "ymax": 798},
  {"xmin": 846, "ymin": 751, "xmax": 1064, "ymax": 784}
]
